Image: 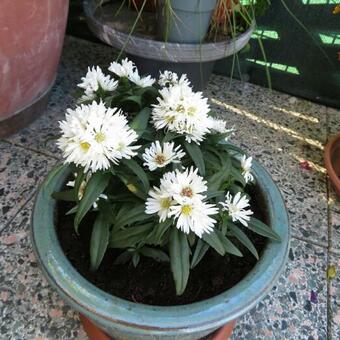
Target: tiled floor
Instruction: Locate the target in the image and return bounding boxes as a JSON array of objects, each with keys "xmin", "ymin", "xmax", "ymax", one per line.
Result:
[{"xmin": 0, "ymin": 36, "xmax": 339, "ymax": 339}]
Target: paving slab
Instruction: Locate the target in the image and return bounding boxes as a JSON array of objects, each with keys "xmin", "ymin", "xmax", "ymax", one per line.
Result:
[
  {"xmin": 231, "ymin": 239, "xmax": 328, "ymax": 340},
  {"xmin": 206, "ymin": 77, "xmax": 329, "ymax": 248},
  {"xmin": 0, "ymin": 36, "xmax": 335, "ymax": 340},
  {"xmin": 329, "ymin": 252, "xmax": 340, "ymax": 339},
  {"xmin": 0, "ymin": 142, "xmax": 56, "ymax": 230},
  {"xmin": 0, "ymin": 202, "xmax": 87, "ymax": 340}
]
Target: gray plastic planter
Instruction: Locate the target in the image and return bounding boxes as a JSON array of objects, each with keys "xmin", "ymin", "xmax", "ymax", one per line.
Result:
[
  {"xmin": 158, "ymin": 0, "xmax": 218, "ymax": 43},
  {"xmin": 83, "ymin": 0, "xmax": 254, "ymax": 90},
  {"xmin": 31, "ymin": 159, "xmax": 290, "ymax": 340}
]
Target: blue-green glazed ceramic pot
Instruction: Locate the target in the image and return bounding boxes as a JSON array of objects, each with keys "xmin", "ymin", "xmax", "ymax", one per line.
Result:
[{"xmin": 31, "ymin": 161, "xmax": 290, "ymax": 340}]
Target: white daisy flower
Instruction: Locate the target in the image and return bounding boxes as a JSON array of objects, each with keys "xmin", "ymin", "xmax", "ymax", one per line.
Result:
[
  {"xmin": 145, "ymin": 187, "xmax": 174, "ymax": 222},
  {"xmin": 145, "ymin": 167, "xmax": 218, "ymax": 237},
  {"xmin": 57, "ymin": 101, "xmax": 140, "ymax": 173},
  {"xmin": 208, "ymin": 117, "xmax": 234, "ymax": 136},
  {"xmin": 169, "ymin": 167, "xmax": 208, "ymax": 202},
  {"xmin": 241, "ymin": 155, "xmax": 254, "ymax": 183},
  {"xmin": 169, "ymin": 197, "xmax": 218, "ymax": 237},
  {"xmin": 151, "ymin": 82, "xmax": 211, "ymax": 144},
  {"xmin": 220, "ymin": 192, "xmax": 253, "ymax": 227},
  {"xmin": 158, "ymin": 71, "xmax": 191, "ymax": 87},
  {"xmin": 78, "ymin": 91, "xmax": 96, "ymax": 103},
  {"xmin": 78, "ymin": 66, "xmax": 118, "ymax": 96},
  {"xmin": 128, "ymin": 70, "xmax": 155, "ymax": 88},
  {"xmin": 108, "ymin": 58, "xmax": 136, "ymax": 78},
  {"xmin": 142, "ymin": 141, "xmax": 185, "ymax": 171}
]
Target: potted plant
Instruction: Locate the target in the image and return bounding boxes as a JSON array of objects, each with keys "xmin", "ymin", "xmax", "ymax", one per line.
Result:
[
  {"xmin": 0, "ymin": 0, "xmax": 69, "ymax": 137},
  {"xmin": 31, "ymin": 59, "xmax": 290, "ymax": 339},
  {"xmin": 83, "ymin": 0, "xmax": 256, "ymax": 90}
]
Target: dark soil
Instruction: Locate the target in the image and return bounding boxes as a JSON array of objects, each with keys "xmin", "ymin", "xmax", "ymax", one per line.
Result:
[{"xmin": 56, "ymin": 188, "xmax": 267, "ymax": 306}]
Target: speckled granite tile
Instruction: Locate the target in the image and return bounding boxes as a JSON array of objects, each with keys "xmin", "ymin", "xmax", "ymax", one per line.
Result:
[
  {"xmin": 230, "ymin": 238, "xmax": 328, "ymax": 340},
  {"xmin": 0, "ymin": 202, "xmax": 87, "ymax": 340},
  {"xmin": 0, "ymin": 142, "xmax": 57, "ymax": 230},
  {"xmin": 329, "ymin": 252, "xmax": 340, "ymax": 339},
  {"xmin": 329, "ymin": 185, "xmax": 340, "ymax": 254},
  {"xmin": 327, "ymin": 107, "xmax": 340, "ymax": 136},
  {"xmin": 4, "ymin": 36, "xmax": 117, "ymax": 158},
  {"xmin": 205, "ymin": 76, "xmax": 328, "ymax": 247}
]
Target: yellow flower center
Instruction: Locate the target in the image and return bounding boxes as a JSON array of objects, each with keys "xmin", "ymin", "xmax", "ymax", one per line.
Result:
[
  {"xmin": 181, "ymin": 187, "xmax": 193, "ymax": 198},
  {"xmin": 117, "ymin": 142, "xmax": 125, "ymax": 151},
  {"xmin": 166, "ymin": 115, "xmax": 175, "ymax": 123},
  {"xmin": 155, "ymin": 154, "xmax": 166, "ymax": 165},
  {"xmin": 95, "ymin": 132, "xmax": 106, "ymax": 143},
  {"xmin": 181, "ymin": 204, "xmax": 192, "ymax": 216},
  {"xmin": 80, "ymin": 142, "xmax": 91, "ymax": 151},
  {"xmin": 160, "ymin": 198, "xmax": 171, "ymax": 209},
  {"xmin": 187, "ymin": 106, "xmax": 196, "ymax": 116},
  {"xmin": 176, "ymin": 104, "xmax": 185, "ymax": 113}
]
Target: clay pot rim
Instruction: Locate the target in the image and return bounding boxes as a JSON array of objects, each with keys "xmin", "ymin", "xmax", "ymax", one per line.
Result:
[
  {"xmin": 79, "ymin": 314, "xmax": 237, "ymax": 340},
  {"xmin": 324, "ymin": 132, "xmax": 340, "ymax": 195}
]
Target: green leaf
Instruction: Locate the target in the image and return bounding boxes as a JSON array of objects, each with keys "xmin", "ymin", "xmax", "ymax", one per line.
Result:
[
  {"xmin": 122, "ymin": 95, "xmax": 142, "ymax": 108},
  {"xmin": 114, "ymin": 204, "xmax": 150, "ymax": 229},
  {"xmin": 90, "ymin": 213, "xmax": 111, "ymax": 271},
  {"xmin": 191, "ymin": 239, "xmax": 209, "ymax": 268},
  {"xmin": 114, "ymin": 251, "xmax": 132, "ymax": 265},
  {"xmin": 130, "ymin": 107, "xmax": 151, "ymax": 136},
  {"xmin": 206, "ymin": 190, "xmax": 225, "ymax": 200},
  {"xmin": 218, "ymin": 143, "xmax": 246, "ymax": 155},
  {"xmin": 203, "ymin": 151, "xmax": 221, "ymax": 169},
  {"xmin": 202, "ymin": 230, "xmax": 226, "ymax": 256},
  {"xmin": 227, "ymin": 222, "xmax": 259, "ymax": 259},
  {"xmin": 169, "ymin": 228, "xmax": 190, "ymax": 296},
  {"xmin": 220, "ymin": 235, "xmax": 243, "ymax": 257},
  {"xmin": 132, "ymin": 253, "xmax": 140, "ymax": 267},
  {"xmin": 162, "ymin": 132, "xmax": 181, "ymax": 143},
  {"xmin": 208, "ymin": 132, "xmax": 233, "ymax": 144},
  {"xmin": 122, "ymin": 159, "xmax": 150, "ymax": 192},
  {"xmin": 230, "ymin": 165, "xmax": 246, "ymax": 186},
  {"xmin": 139, "ymin": 247, "xmax": 169, "ymax": 262},
  {"xmin": 187, "ymin": 232, "xmax": 196, "ymax": 247},
  {"xmin": 74, "ymin": 172, "xmax": 110, "ymax": 232},
  {"xmin": 208, "ymin": 155, "xmax": 231, "ymax": 192},
  {"xmin": 52, "ymin": 189, "xmax": 77, "ymax": 202},
  {"xmin": 184, "ymin": 142, "xmax": 205, "ymax": 176},
  {"xmin": 66, "ymin": 205, "xmax": 78, "ymax": 215},
  {"xmin": 248, "ymin": 217, "xmax": 281, "ymax": 241},
  {"xmin": 104, "ymin": 96, "xmax": 113, "ymax": 107},
  {"xmin": 116, "ymin": 173, "xmax": 147, "ymax": 200},
  {"xmin": 146, "ymin": 219, "xmax": 173, "ymax": 245},
  {"xmin": 110, "ymin": 223, "xmax": 153, "ymax": 248}
]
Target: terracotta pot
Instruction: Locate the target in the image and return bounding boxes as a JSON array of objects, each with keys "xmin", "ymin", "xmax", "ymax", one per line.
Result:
[
  {"xmin": 79, "ymin": 314, "xmax": 237, "ymax": 340},
  {"xmin": 325, "ymin": 133, "xmax": 340, "ymax": 197},
  {"xmin": 0, "ymin": 0, "xmax": 69, "ymax": 137}
]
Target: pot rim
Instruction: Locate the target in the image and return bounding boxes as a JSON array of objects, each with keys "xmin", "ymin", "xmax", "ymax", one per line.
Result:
[
  {"xmin": 31, "ymin": 159, "xmax": 290, "ymax": 334},
  {"xmin": 82, "ymin": 0, "xmax": 255, "ymax": 63},
  {"xmin": 324, "ymin": 132, "xmax": 340, "ymax": 193}
]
